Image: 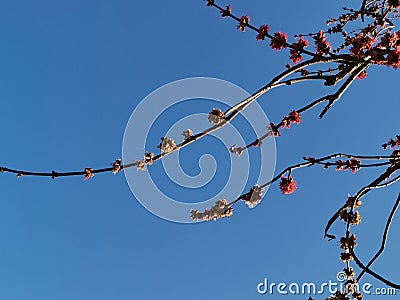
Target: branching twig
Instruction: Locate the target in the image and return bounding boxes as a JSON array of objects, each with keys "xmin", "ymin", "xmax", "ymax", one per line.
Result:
[
  {"xmin": 356, "ymin": 193, "xmax": 400, "ymax": 281},
  {"xmin": 324, "ymin": 161, "xmax": 400, "ymax": 238}
]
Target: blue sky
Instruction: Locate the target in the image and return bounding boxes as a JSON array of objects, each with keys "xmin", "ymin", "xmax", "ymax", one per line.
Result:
[{"xmin": 0, "ymin": 0, "xmax": 399, "ymax": 299}]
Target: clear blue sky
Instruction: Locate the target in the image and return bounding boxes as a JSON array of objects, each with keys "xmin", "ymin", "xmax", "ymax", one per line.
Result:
[{"xmin": 0, "ymin": 0, "xmax": 399, "ymax": 299}]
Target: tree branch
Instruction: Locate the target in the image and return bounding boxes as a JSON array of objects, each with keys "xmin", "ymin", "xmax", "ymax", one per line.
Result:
[{"xmin": 356, "ymin": 193, "xmax": 400, "ymax": 281}]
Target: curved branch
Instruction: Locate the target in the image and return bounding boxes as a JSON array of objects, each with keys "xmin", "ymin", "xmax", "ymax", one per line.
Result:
[
  {"xmin": 351, "ymin": 247, "xmax": 400, "ymax": 289},
  {"xmin": 357, "ymin": 193, "xmax": 400, "ymax": 281},
  {"xmin": 324, "ymin": 161, "xmax": 400, "ymax": 238}
]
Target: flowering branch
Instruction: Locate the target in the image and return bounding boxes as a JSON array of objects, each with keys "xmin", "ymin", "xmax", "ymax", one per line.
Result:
[
  {"xmin": 0, "ymin": 54, "xmax": 360, "ymax": 181},
  {"xmin": 205, "ymin": 0, "xmax": 337, "ymax": 59},
  {"xmin": 324, "ymin": 157, "xmax": 400, "ymax": 239},
  {"xmin": 7, "ymin": 0, "xmax": 396, "ymax": 181},
  {"xmin": 1, "ymin": 1, "xmax": 399, "ymax": 297},
  {"xmin": 231, "ymin": 65, "xmax": 368, "ymax": 155},
  {"xmin": 191, "ymin": 151, "xmax": 400, "ymax": 221}
]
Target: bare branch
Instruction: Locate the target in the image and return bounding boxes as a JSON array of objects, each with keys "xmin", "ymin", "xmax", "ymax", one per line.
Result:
[{"xmin": 357, "ymin": 193, "xmax": 400, "ymax": 281}]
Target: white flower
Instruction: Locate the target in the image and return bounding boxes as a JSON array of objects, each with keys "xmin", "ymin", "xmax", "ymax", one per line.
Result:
[
  {"xmin": 230, "ymin": 144, "xmax": 244, "ymax": 157},
  {"xmin": 190, "ymin": 199, "xmax": 233, "ymax": 221},
  {"xmin": 159, "ymin": 137, "xmax": 177, "ymax": 154},
  {"xmin": 243, "ymin": 185, "xmax": 264, "ymax": 208},
  {"xmin": 144, "ymin": 152, "xmax": 154, "ymax": 165},
  {"xmin": 84, "ymin": 168, "xmax": 94, "ymax": 181},
  {"xmin": 135, "ymin": 160, "xmax": 146, "ymax": 171},
  {"xmin": 111, "ymin": 159, "xmax": 122, "ymax": 174},
  {"xmin": 182, "ymin": 129, "xmax": 193, "ymax": 140},
  {"xmin": 208, "ymin": 108, "xmax": 225, "ymax": 124}
]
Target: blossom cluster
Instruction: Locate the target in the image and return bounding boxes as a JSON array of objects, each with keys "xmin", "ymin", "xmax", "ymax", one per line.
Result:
[
  {"xmin": 206, "ymin": 0, "xmax": 214, "ymax": 7},
  {"xmin": 209, "ymin": 1, "xmax": 400, "ymax": 74},
  {"xmin": 237, "ymin": 15, "xmax": 250, "ymax": 32},
  {"xmin": 356, "ymin": 70, "xmax": 367, "ymax": 80},
  {"xmin": 337, "ymin": 196, "xmax": 363, "ymax": 299},
  {"xmin": 267, "ymin": 110, "xmax": 301, "ymax": 138},
  {"xmin": 229, "ymin": 144, "xmax": 244, "ymax": 157},
  {"xmin": 314, "ymin": 30, "xmax": 331, "ymax": 56},
  {"xmin": 289, "ymin": 37, "xmax": 309, "ymax": 64},
  {"xmin": 111, "ymin": 159, "xmax": 122, "ymax": 174},
  {"xmin": 327, "ymin": 290, "xmax": 362, "ymax": 300},
  {"xmin": 340, "ymin": 209, "xmax": 362, "ymax": 225},
  {"xmin": 268, "ymin": 123, "xmax": 281, "ymax": 137},
  {"xmin": 134, "ymin": 152, "xmax": 156, "ymax": 172},
  {"xmin": 281, "ymin": 110, "xmax": 301, "ymax": 129},
  {"xmin": 158, "ymin": 137, "xmax": 177, "ymax": 154},
  {"xmin": 270, "ymin": 32, "xmax": 288, "ymax": 51},
  {"xmin": 332, "ymin": 158, "xmax": 361, "ymax": 173},
  {"xmin": 208, "ymin": 108, "xmax": 225, "ymax": 125},
  {"xmin": 182, "ymin": 129, "xmax": 193, "ymax": 140},
  {"xmin": 340, "ymin": 234, "xmax": 357, "ymax": 250},
  {"xmin": 84, "ymin": 168, "xmax": 94, "ymax": 180},
  {"xmin": 190, "ymin": 199, "xmax": 233, "ymax": 221},
  {"xmin": 220, "ymin": 5, "xmax": 231, "ymax": 18},
  {"xmin": 304, "ymin": 157, "xmax": 362, "ymax": 173},
  {"xmin": 355, "ymin": 31, "xmax": 400, "ymax": 69},
  {"xmin": 144, "ymin": 152, "xmax": 155, "ymax": 165},
  {"xmin": 343, "ymin": 266, "xmax": 356, "ymax": 279},
  {"xmin": 350, "ymin": 33, "xmax": 376, "ymax": 59},
  {"xmin": 241, "ymin": 185, "xmax": 264, "ymax": 208},
  {"xmin": 346, "ymin": 196, "xmax": 363, "ymax": 210},
  {"xmin": 382, "ymin": 135, "xmax": 400, "ymax": 149},
  {"xmin": 256, "ymin": 24, "xmax": 270, "ymax": 41},
  {"xmin": 135, "ymin": 160, "xmax": 146, "ymax": 171},
  {"xmin": 279, "ymin": 176, "xmax": 297, "ymax": 194}
]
